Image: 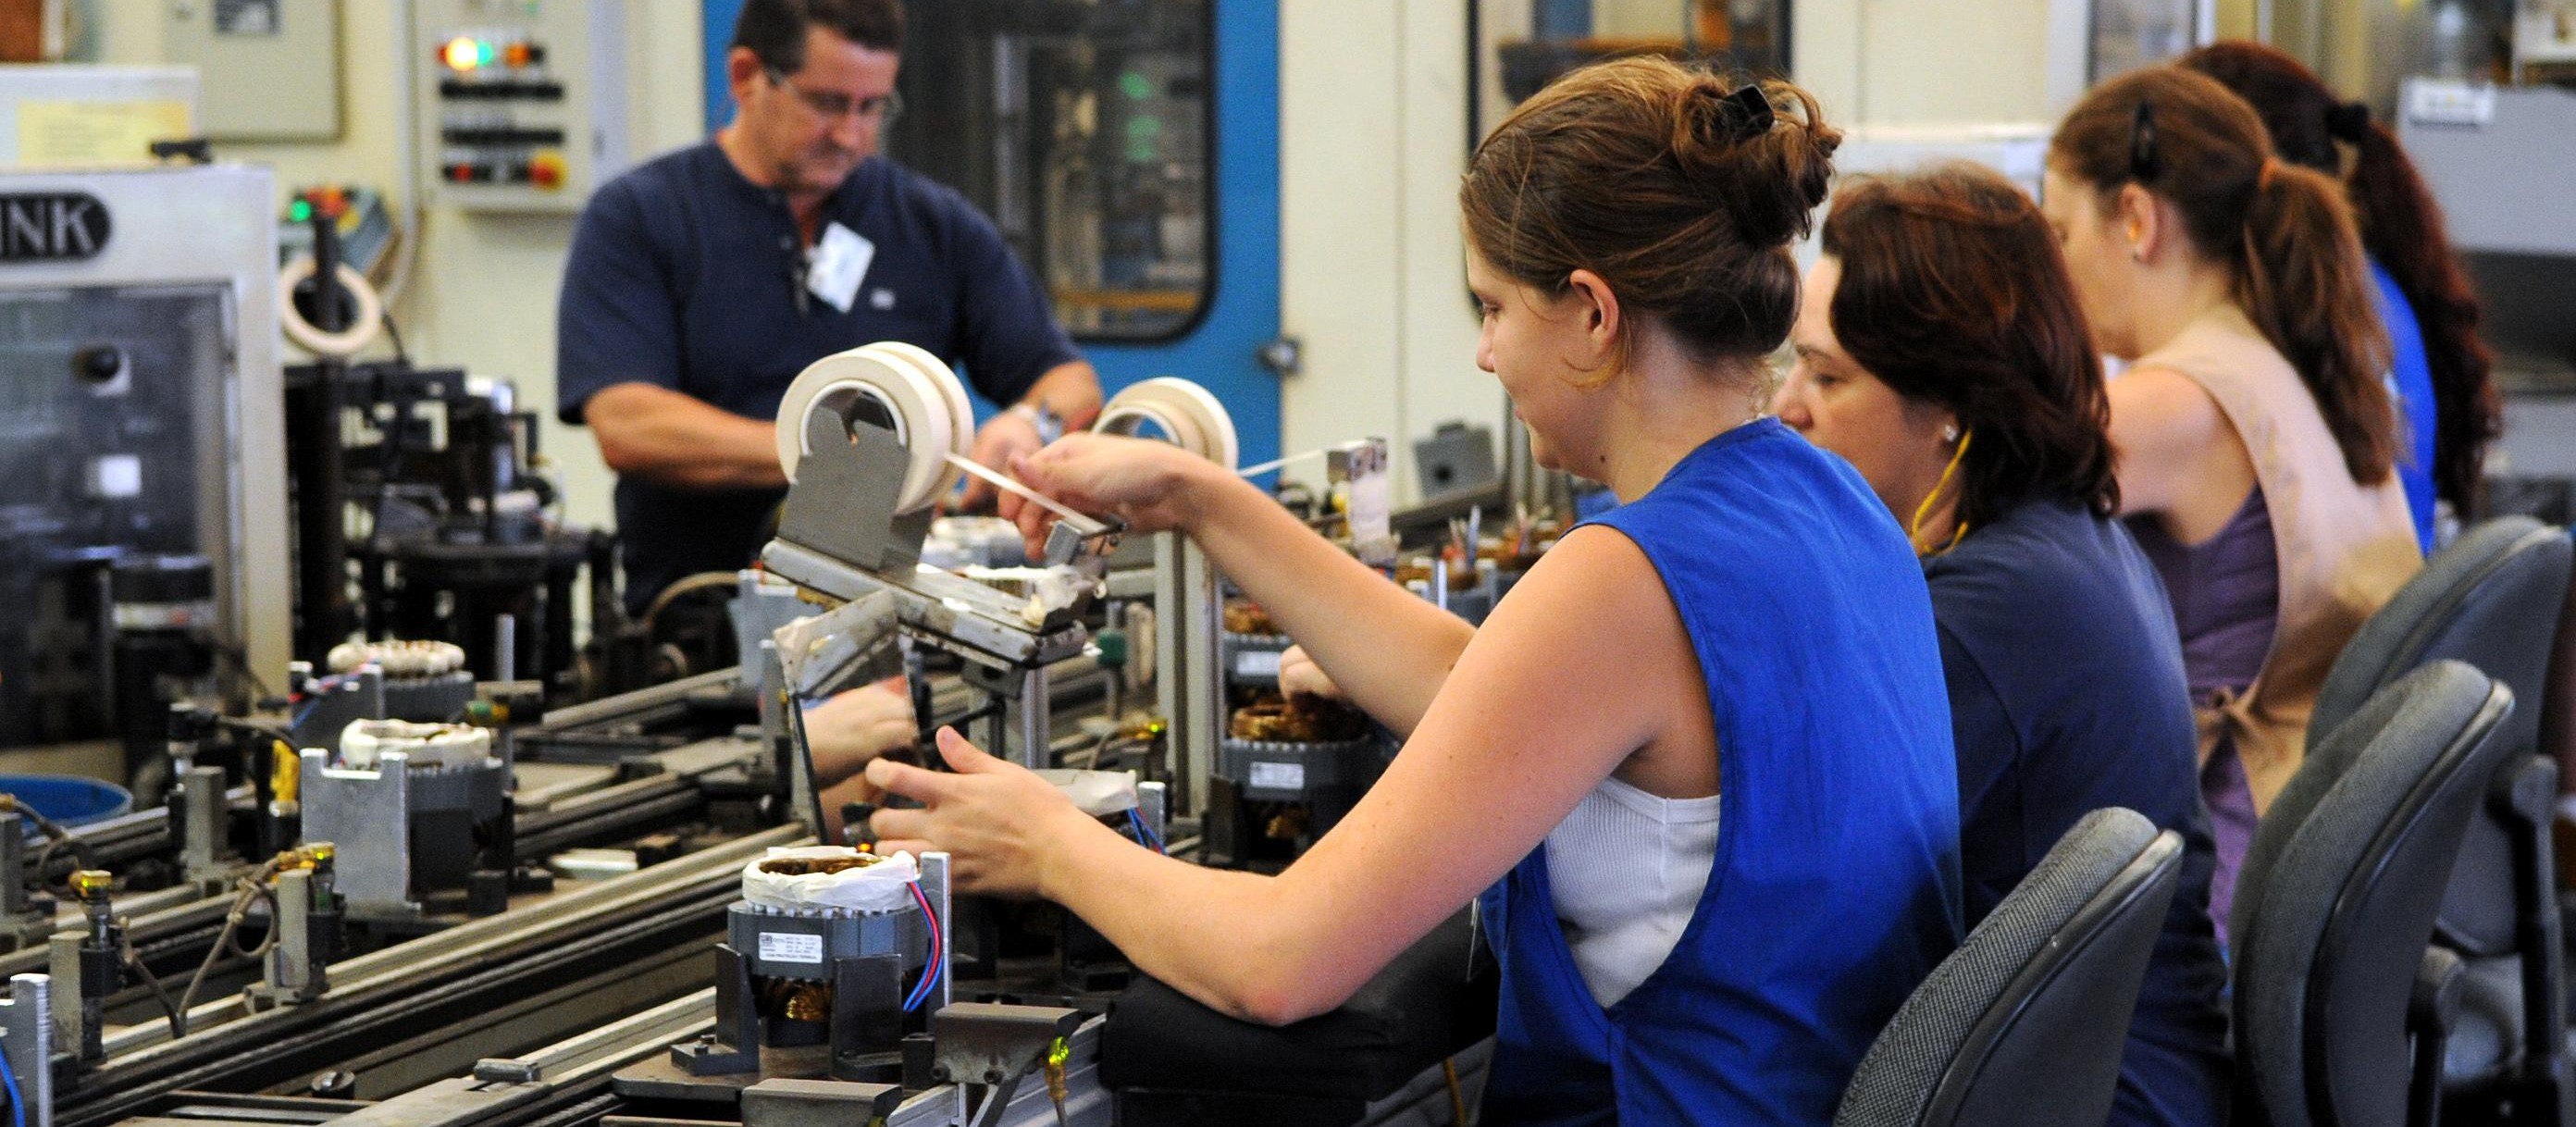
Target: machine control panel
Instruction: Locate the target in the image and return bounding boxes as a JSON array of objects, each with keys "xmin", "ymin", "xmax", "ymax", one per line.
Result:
[{"xmin": 411, "ymin": 0, "xmax": 627, "ymax": 212}]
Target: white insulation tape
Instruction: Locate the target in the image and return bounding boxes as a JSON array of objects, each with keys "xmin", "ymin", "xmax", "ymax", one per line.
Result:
[
  {"xmin": 1033, "ymin": 769, "xmax": 1140, "ymax": 816},
  {"xmin": 774, "ymin": 342, "xmax": 976, "ymax": 514},
  {"xmin": 277, "ymin": 258, "xmax": 385, "ymax": 359},
  {"xmin": 1094, "ymin": 378, "xmax": 1238, "ymax": 471},
  {"xmin": 339, "ymin": 719, "xmax": 490, "ymax": 770},
  {"xmin": 740, "ymin": 846, "xmax": 920, "ymax": 913}
]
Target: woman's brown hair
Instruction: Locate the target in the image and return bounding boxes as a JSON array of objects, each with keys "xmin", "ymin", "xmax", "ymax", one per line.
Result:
[
  {"xmin": 2181, "ymin": 41, "xmax": 2501, "ymax": 517},
  {"xmin": 2050, "ymin": 65, "xmax": 2396, "ymax": 487},
  {"xmin": 1822, "ymin": 164, "xmax": 2120, "ymax": 530},
  {"xmin": 1460, "ymin": 56, "xmax": 1839, "ymax": 377}
]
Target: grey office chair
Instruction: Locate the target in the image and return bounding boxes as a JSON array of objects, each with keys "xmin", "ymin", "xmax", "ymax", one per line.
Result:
[
  {"xmin": 1835, "ymin": 808, "xmax": 2183, "ymax": 1127},
  {"xmin": 2236, "ymin": 661, "xmax": 2517, "ymax": 1127},
  {"xmin": 2306, "ymin": 516, "xmax": 2574, "ymax": 1122}
]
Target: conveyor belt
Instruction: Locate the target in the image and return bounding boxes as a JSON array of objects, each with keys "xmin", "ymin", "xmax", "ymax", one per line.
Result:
[{"xmin": 60, "ymin": 825, "xmax": 807, "ymax": 1127}]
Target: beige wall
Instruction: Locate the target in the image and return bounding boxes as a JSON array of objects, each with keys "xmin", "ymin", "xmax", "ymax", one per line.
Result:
[
  {"xmin": 92, "ymin": 0, "xmax": 707, "ymax": 533},
  {"xmin": 1278, "ymin": 0, "xmax": 1495, "ymax": 502},
  {"xmin": 1795, "ymin": 0, "xmax": 2089, "ymax": 127}
]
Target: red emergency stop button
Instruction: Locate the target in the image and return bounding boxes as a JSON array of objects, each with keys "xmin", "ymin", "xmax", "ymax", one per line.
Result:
[{"xmin": 529, "ymin": 152, "xmax": 566, "ymax": 190}]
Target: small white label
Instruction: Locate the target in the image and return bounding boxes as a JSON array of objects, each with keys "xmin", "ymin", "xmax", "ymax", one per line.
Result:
[
  {"xmin": 1248, "ymin": 761, "xmax": 1306, "ymax": 790},
  {"xmin": 1341, "ymin": 440, "xmax": 1395, "ymax": 565},
  {"xmin": 89, "ymin": 454, "xmax": 141, "ymax": 499},
  {"xmin": 1234, "ymin": 649, "xmax": 1282, "ymax": 678},
  {"xmin": 807, "ymin": 222, "xmax": 874, "ymax": 313},
  {"xmin": 2406, "ymin": 80, "xmax": 2496, "ymax": 128},
  {"xmin": 758, "ymin": 932, "xmax": 824, "ymax": 964}
]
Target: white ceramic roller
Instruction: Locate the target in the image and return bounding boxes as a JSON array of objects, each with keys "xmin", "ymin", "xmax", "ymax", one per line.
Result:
[
  {"xmin": 774, "ymin": 343, "xmax": 977, "ymax": 514},
  {"xmin": 1093, "ymin": 378, "xmax": 1239, "ymax": 470}
]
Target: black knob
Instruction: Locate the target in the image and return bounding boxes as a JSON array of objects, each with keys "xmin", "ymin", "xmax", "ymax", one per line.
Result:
[{"xmin": 70, "ymin": 345, "xmax": 123, "ymax": 384}]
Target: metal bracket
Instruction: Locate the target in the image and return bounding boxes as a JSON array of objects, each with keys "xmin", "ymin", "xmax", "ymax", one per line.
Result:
[
  {"xmin": 0, "ymin": 974, "xmax": 54, "ymax": 1127},
  {"xmin": 0, "ymin": 815, "xmax": 54, "ymax": 952},
  {"xmin": 671, "ymin": 945, "xmax": 762, "ymax": 1076},
  {"xmin": 773, "ymin": 591, "xmax": 903, "ymax": 700},
  {"xmin": 740, "ymin": 1077, "xmax": 903, "ymax": 1125},
  {"xmin": 176, "ymin": 764, "xmax": 230, "ymax": 883},
  {"xmin": 930, "ymin": 1002, "xmax": 1084, "ymax": 1088},
  {"xmin": 775, "ymin": 401, "xmax": 931, "ymax": 577}
]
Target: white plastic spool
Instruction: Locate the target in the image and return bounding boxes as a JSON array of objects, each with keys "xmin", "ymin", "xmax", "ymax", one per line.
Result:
[
  {"xmin": 276, "ymin": 258, "xmax": 384, "ymax": 359},
  {"xmin": 1093, "ymin": 378, "xmax": 1239, "ymax": 470},
  {"xmin": 774, "ymin": 342, "xmax": 976, "ymax": 514}
]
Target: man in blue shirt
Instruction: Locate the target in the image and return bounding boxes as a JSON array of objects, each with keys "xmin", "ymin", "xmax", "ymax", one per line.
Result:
[{"xmin": 556, "ymin": 0, "xmax": 1101, "ymax": 615}]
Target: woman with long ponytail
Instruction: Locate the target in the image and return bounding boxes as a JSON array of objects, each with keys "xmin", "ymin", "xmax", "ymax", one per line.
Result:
[
  {"xmin": 2184, "ymin": 41, "xmax": 2503, "ymax": 550},
  {"xmin": 2043, "ymin": 64, "xmax": 2421, "ymax": 938}
]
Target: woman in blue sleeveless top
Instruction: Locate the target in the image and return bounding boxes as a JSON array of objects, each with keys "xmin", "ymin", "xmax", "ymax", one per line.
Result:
[{"xmin": 863, "ymin": 58, "xmax": 1963, "ymax": 1124}]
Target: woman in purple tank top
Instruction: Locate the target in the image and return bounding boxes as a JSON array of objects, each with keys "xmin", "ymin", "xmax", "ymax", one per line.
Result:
[{"xmin": 2042, "ymin": 66, "xmax": 2419, "ymax": 936}]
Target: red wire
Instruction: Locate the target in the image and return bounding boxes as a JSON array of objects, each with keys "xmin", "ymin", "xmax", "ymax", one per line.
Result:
[{"xmin": 906, "ymin": 879, "xmax": 942, "ymax": 1009}]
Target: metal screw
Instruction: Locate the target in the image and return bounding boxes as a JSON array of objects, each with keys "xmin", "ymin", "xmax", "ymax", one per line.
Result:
[{"xmin": 931, "ymin": 1064, "xmax": 951, "ymax": 1083}]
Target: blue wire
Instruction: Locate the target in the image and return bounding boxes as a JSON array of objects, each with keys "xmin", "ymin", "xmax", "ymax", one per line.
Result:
[
  {"xmin": 901, "ymin": 882, "xmax": 942, "ymax": 1012},
  {"xmin": 0, "ymin": 1029, "xmax": 27, "ymax": 1127},
  {"xmin": 1127, "ymin": 809, "xmax": 1165, "ymax": 854}
]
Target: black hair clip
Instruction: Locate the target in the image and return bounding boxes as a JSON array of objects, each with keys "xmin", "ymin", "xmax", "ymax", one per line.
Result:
[
  {"xmin": 2128, "ymin": 101, "xmax": 2161, "ymax": 183},
  {"xmin": 1719, "ymin": 83, "xmax": 1776, "ymax": 142},
  {"xmin": 2324, "ymin": 100, "xmax": 2371, "ymax": 144}
]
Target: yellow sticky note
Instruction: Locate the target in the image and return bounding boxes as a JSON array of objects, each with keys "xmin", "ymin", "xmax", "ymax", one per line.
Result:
[{"xmin": 16, "ymin": 100, "xmax": 193, "ymax": 167}]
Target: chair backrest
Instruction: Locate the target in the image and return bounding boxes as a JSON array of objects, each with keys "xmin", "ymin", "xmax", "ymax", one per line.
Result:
[
  {"xmin": 1835, "ymin": 808, "xmax": 2183, "ymax": 1127},
  {"xmin": 2547, "ymin": 533, "xmax": 2576, "ymax": 845},
  {"xmin": 2235, "ymin": 661, "xmax": 2516, "ymax": 1127},
  {"xmin": 2307, "ymin": 516, "xmax": 2571, "ymax": 953}
]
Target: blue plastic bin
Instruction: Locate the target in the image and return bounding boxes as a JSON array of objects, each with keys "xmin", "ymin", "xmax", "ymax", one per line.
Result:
[{"xmin": 0, "ymin": 774, "xmax": 134, "ymax": 829}]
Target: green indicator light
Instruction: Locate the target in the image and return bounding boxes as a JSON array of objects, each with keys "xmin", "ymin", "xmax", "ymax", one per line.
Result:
[
  {"xmin": 477, "ymin": 40, "xmax": 496, "ymax": 68},
  {"xmin": 288, "ymin": 199, "xmax": 312, "ymax": 223},
  {"xmin": 1119, "ymin": 71, "xmax": 1153, "ymax": 101}
]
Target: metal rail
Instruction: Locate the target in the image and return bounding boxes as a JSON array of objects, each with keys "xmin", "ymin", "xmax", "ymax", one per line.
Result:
[{"xmin": 60, "ymin": 825, "xmax": 806, "ymax": 1126}]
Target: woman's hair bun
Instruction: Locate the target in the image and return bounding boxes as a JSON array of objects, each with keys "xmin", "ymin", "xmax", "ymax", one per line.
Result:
[{"xmin": 1463, "ymin": 57, "xmax": 1843, "ymax": 365}]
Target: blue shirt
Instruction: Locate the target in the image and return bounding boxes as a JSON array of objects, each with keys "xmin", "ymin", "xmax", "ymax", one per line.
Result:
[
  {"xmin": 1925, "ymin": 496, "xmax": 2233, "ymax": 1127},
  {"xmin": 555, "ymin": 142, "xmax": 1079, "ymax": 610},
  {"xmin": 1479, "ymin": 419, "xmax": 1962, "ymax": 1125},
  {"xmin": 2370, "ymin": 257, "xmax": 2438, "ymax": 552}
]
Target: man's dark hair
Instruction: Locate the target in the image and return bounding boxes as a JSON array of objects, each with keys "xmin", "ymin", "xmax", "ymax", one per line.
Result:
[{"xmin": 732, "ymin": 0, "xmax": 905, "ymax": 71}]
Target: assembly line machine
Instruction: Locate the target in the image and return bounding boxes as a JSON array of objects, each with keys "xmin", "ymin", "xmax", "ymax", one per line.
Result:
[{"xmin": 0, "ymin": 330, "xmax": 1496, "ymax": 1127}]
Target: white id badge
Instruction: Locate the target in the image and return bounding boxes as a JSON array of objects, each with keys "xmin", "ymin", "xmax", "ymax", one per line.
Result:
[{"xmin": 807, "ymin": 222, "xmax": 874, "ymax": 314}]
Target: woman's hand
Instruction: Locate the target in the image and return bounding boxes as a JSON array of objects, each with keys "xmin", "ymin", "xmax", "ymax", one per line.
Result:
[
  {"xmin": 864, "ymin": 727, "xmax": 1099, "ymax": 898},
  {"xmin": 803, "ymin": 679, "xmax": 918, "ymax": 795},
  {"xmin": 1277, "ymin": 644, "xmax": 1345, "ymax": 701},
  {"xmin": 1006, "ymin": 433, "xmax": 1215, "ymax": 558}
]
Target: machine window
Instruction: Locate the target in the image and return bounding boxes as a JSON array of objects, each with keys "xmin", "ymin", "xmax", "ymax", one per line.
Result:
[{"xmin": 886, "ymin": 1, "xmax": 1213, "ymax": 343}]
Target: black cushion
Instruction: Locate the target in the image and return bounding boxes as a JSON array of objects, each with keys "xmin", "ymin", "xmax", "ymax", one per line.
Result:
[{"xmin": 1099, "ymin": 908, "xmax": 1496, "ymax": 1100}]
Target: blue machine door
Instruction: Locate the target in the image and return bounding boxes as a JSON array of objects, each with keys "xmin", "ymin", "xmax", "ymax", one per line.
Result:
[{"xmin": 702, "ymin": 0, "xmax": 1282, "ymax": 469}]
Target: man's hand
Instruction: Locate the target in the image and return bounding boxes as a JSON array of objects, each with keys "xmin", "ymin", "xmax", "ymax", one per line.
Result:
[
  {"xmin": 962, "ymin": 408, "xmax": 1047, "ymax": 514},
  {"xmin": 803, "ymin": 679, "xmax": 919, "ymax": 796}
]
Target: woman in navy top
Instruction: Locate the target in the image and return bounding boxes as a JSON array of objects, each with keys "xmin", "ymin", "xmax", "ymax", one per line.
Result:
[
  {"xmin": 862, "ymin": 59, "xmax": 1963, "ymax": 1123},
  {"xmin": 2184, "ymin": 42, "xmax": 2505, "ymax": 551},
  {"xmin": 1773, "ymin": 165, "xmax": 2231, "ymax": 1126}
]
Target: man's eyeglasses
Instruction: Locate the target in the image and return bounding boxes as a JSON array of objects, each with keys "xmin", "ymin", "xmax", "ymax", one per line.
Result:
[{"xmin": 764, "ymin": 66, "xmax": 902, "ymax": 127}]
